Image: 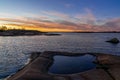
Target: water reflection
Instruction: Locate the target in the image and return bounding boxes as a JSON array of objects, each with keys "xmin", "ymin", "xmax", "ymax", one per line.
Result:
[{"xmin": 49, "ymin": 54, "xmax": 96, "ymax": 74}]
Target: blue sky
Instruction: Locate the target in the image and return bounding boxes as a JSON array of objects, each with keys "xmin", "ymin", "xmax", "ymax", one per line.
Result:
[{"xmin": 0, "ymin": 0, "xmax": 120, "ymax": 32}]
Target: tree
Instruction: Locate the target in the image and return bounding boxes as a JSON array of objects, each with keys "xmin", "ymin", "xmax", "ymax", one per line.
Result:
[{"xmin": 0, "ymin": 26, "xmax": 7, "ymax": 30}]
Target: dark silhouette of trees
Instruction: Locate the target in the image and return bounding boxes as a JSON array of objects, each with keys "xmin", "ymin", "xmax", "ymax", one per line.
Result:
[{"xmin": 0, "ymin": 26, "xmax": 7, "ymax": 30}]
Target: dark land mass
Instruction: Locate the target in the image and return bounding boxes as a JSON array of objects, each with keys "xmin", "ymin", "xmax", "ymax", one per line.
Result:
[
  {"xmin": 0, "ymin": 30, "xmax": 120, "ymax": 37},
  {"xmin": 0, "ymin": 30, "xmax": 61, "ymax": 36},
  {"xmin": 7, "ymin": 51, "xmax": 120, "ymax": 80},
  {"xmin": 106, "ymin": 38, "xmax": 120, "ymax": 44},
  {"xmin": 71, "ymin": 31, "xmax": 120, "ymax": 33}
]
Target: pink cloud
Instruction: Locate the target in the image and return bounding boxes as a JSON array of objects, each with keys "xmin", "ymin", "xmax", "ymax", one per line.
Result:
[
  {"xmin": 75, "ymin": 8, "xmax": 96, "ymax": 24},
  {"xmin": 0, "ymin": 10, "xmax": 120, "ymax": 32},
  {"xmin": 101, "ymin": 18, "xmax": 120, "ymax": 31}
]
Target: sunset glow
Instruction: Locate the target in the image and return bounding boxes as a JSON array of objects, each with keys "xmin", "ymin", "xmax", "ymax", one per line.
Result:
[{"xmin": 0, "ymin": 0, "xmax": 120, "ymax": 32}]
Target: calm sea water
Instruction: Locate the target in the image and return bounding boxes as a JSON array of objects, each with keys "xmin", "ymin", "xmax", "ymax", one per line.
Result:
[
  {"xmin": 0, "ymin": 33, "xmax": 120, "ymax": 79},
  {"xmin": 49, "ymin": 55, "xmax": 96, "ymax": 74}
]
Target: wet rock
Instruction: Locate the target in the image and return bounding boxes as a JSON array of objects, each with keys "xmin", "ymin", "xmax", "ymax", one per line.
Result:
[
  {"xmin": 80, "ymin": 69, "xmax": 113, "ymax": 80},
  {"xmin": 106, "ymin": 38, "xmax": 119, "ymax": 44},
  {"xmin": 7, "ymin": 51, "xmax": 120, "ymax": 80},
  {"xmin": 30, "ymin": 52, "xmax": 41, "ymax": 62},
  {"xmin": 108, "ymin": 64, "xmax": 120, "ymax": 80},
  {"xmin": 93, "ymin": 53, "xmax": 120, "ymax": 64}
]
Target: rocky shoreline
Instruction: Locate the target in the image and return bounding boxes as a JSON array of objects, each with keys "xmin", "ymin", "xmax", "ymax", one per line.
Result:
[
  {"xmin": 0, "ymin": 30, "xmax": 61, "ymax": 36},
  {"xmin": 7, "ymin": 51, "xmax": 120, "ymax": 80}
]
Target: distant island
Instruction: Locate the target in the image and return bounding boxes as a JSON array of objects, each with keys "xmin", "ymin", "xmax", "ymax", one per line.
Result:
[
  {"xmin": 0, "ymin": 30, "xmax": 61, "ymax": 36},
  {"xmin": 0, "ymin": 29, "xmax": 120, "ymax": 36},
  {"xmin": 0, "ymin": 26, "xmax": 120, "ymax": 36},
  {"xmin": 71, "ymin": 31, "xmax": 120, "ymax": 33}
]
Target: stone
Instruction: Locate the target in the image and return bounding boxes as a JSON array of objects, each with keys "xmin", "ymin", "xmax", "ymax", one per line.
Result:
[
  {"xmin": 96, "ymin": 54, "xmax": 120, "ymax": 65},
  {"xmin": 80, "ymin": 69, "xmax": 113, "ymax": 80},
  {"xmin": 106, "ymin": 38, "xmax": 119, "ymax": 44},
  {"xmin": 108, "ymin": 64, "xmax": 120, "ymax": 80},
  {"xmin": 7, "ymin": 51, "xmax": 120, "ymax": 80}
]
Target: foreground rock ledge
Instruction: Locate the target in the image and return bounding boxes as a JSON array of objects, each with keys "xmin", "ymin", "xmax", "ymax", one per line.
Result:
[{"xmin": 7, "ymin": 51, "xmax": 120, "ymax": 80}]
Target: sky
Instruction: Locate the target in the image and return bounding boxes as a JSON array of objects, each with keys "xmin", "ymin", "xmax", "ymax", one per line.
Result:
[{"xmin": 0, "ymin": 0, "xmax": 120, "ymax": 32}]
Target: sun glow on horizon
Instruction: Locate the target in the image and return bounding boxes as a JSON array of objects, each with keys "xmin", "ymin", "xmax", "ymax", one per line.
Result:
[
  {"xmin": 0, "ymin": 0, "xmax": 120, "ymax": 32},
  {"xmin": 1, "ymin": 24, "xmax": 76, "ymax": 32}
]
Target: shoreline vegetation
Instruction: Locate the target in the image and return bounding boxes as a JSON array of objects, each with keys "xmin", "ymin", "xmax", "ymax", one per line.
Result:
[
  {"xmin": 7, "ymin": 51, "xmax": 120, "ymax": 80},
  {"xmin": 0, "ymin": 29, "xmax": 120, "ymax": 36},
  {"xmin": 0, "ymin": 30, "xmax": 61, "ymax": 36},
  {"xmin": 0, "ymin": 26, "xmax": 120, "ymax": 36}
]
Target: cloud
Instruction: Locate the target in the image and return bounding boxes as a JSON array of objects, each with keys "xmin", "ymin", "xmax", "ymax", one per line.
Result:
[
  {"xmin": 41, "ymin": 9, "xmax": 96, "ymax": 25},
  {"xmin": 42, "ymin": 11, "xmax": 70, "ymax": 20},
  {"xmin": 85, "ymin": 8, "xmax": 96, "ymax": 24},
  {"xmin": 23, "ymin": 13, "xmax": 48, "ymax": 19},
  {"xmin": 102, "ymin": 18, "xmax": 120, "ymax": 31},
  {"xmin": 0, "ymin": 17, "xmax": 75, "ymax": 30},
  {"xmin": 75, "ymin": 8, "xmax": 96, "ymax": 24},
  {"xmin": 55, "ymin": 20, "xmax": 78, "ymax": 26},
  {"xmin": 0, "ymin": 10, "xmax": 120, "ymax": 32}
]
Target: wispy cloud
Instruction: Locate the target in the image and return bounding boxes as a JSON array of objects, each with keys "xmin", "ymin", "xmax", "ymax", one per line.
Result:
[
  {"xmin": 101, "ymin": 18, "xmax": 120, "ymax": 31},
  {"xmin": 42, "ymin": 11, "xmax": 70, "ymax": 20},
  {"xmin": 75, "ymin": 8, "xmax": 96, "ymax": 24},
  {"xmin": 0, "ymin": 9, "xmax": 120, "ymax": 32}
]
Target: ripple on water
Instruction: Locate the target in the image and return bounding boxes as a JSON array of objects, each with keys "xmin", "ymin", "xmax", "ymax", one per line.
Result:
[{"xmin": 0, "ymin": 51, "xmax": 29, "ymax": 79}]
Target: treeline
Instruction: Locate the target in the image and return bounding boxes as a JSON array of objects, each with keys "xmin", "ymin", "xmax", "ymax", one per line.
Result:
[
  {"xmin": 0, "ymin": 26, "xmax": 7, "ymax": 30},
  {"xmin": 0, "ymin": 26, "xmax": 25, "ymax": 31}
]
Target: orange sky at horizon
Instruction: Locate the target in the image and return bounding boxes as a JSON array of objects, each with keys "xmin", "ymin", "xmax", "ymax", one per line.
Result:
[
  {"xmin": 0, "ymin": 10, "xmax": 120, "ymax": 32},
  {"xmin": 1, "ymin": 24, "xmax": 77, "ymax": 32},
  {"xmin": 1, "ymin": 0, "xmax": 120, "ymax": 32}
]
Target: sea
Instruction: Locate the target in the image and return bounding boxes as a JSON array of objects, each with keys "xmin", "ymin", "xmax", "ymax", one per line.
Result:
[{"xmin": 0, "ymin": 33, "xmax": 120, "ymax": 79}]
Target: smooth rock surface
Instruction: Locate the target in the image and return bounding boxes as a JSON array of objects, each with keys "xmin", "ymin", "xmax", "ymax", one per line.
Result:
[{"xmin": 7, "ymin": 51, "xmax": 120, "ymax": 80}]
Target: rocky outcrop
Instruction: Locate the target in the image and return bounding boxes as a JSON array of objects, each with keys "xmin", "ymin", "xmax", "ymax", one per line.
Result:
[
  {"xmin": 0, "ymin": 30, "xmax": 44, "ymax": 36},
  {"xmin": 106, "ymin": 38, "xmax": 119, "ymax": 44},
  {"xmin": 7, "ymin": 51, "xmax": 120, "ymax": 80},
  {"xmin": 0, "ymin": 30, "xmax": 61, "ymax": 36}
]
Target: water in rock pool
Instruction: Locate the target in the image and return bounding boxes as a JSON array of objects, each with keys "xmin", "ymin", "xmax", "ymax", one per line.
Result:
[
  {"xmin": 0, "ymin": 33, "xmax": 120, "ymax": 79},
  {"xmin": 48, "ymin": 54, "xmax": 96, "ymax": 74}
]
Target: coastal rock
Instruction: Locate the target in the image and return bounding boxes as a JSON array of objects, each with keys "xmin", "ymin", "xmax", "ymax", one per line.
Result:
[
  {"xmin": 7, "ymin": 51, "xmax": 120, "ymax": 80},
  {"xmin": 44, "ymin": 33, "xmax": 61, "ymax": 36},
  {"xmin": 106, "ymin": 38, "xmax": 119, "ymax": 44},
  {"xmin": 30, "ymin": 52, "xmax": 41, "ymax": 62},
  {"xmin": 95, "ymin": 54, "xmax": 120, "ymax": 65}
]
